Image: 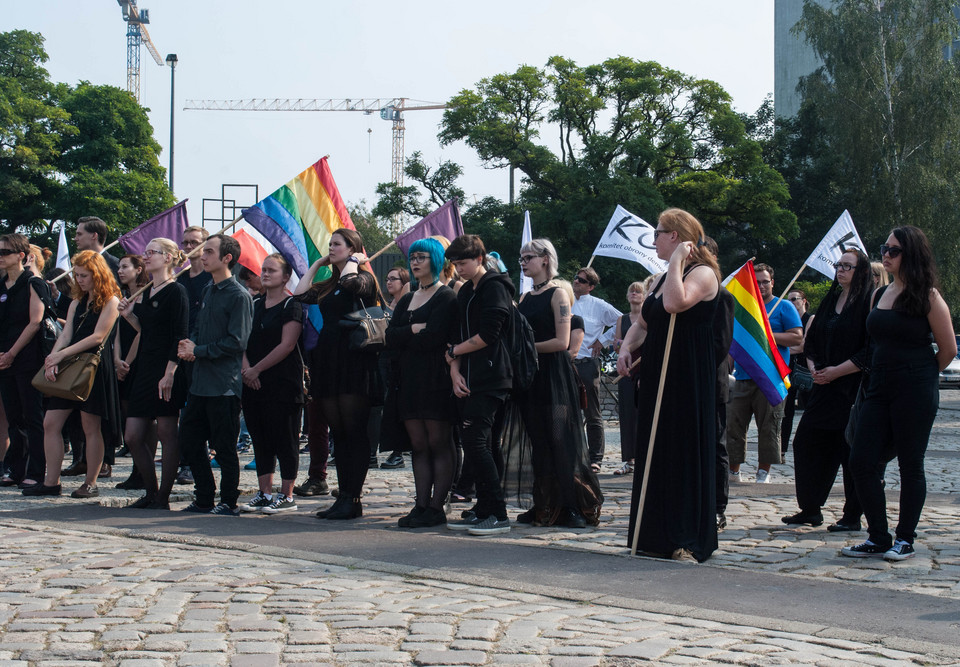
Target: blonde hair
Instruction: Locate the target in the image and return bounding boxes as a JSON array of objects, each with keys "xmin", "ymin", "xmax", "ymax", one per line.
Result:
[
  {"xmin": 657, "ymin": 208, "xmax": 721, "ymax": 280},
  {"xmin": 520, "ymin": 238, "xmax": 559, "ymax": 279},
  {"xmin": 626, "ymin": 281, "xmax": 645, "ymax": 298},
  {"xmin": 150, "ymin": 237, "xmax": 187, "ymax": 267},
  {"xmin": 871, "ymin": 260, "xmax": 889, "ymax": 286},
  {"xmin": 183, "ymin": 225, "xmax": 210, "ymax": 240},
  {"xmin": 28, "ymin": 244, "xmax": 51, "ymax": 274}
]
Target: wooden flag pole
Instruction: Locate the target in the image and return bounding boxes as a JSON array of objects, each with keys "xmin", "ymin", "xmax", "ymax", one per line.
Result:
[
  {"xmin": 364, "ymin": 240, "xmax": 397, "ymax": 263},
  {"xmin": 52, "ymin": 238, "xmax": 124, "ymax": 284},
  {"xmin": 768, "ymin": 263, "xmax": 806, "ymax": 317},
  {"xmin": 586, "ymin": 255, "xmax": 597, "ymax": 268},
  {"xmin": 630, "ymin": 311, "xmax": 677, "ymax": 557},
  {"xmin": 124, "ymin": 214, "xmax": 245, "ymax": 302}
]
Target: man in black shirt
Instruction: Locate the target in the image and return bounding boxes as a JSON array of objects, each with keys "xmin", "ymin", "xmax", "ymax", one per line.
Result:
[{"xmin": 74, "ymin": 217, "xmax": 120, "ymax": 286}]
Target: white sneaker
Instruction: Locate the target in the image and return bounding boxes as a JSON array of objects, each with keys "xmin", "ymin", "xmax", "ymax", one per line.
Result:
[
  {"xmin": 238, "ymin": 491, "xmax": 272, "ymax": 513},
  {"xmin": 729, "ymin": 469, "xmax": 742, "ymax": 483},
  {"xmin": 756, "ymin": 469, "xmax": 771, "ymax": 484}
]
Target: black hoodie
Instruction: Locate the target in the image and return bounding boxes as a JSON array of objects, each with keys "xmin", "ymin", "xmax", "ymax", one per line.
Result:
[{"xmin": 452, "ymin": 270, "xmax": 515, "ymax": 394}]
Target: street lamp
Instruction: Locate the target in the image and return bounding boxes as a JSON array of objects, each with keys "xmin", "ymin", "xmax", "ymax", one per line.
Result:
[{"xmin": 165, "ymin": 53, "xmax": 178, "ymax": 192}]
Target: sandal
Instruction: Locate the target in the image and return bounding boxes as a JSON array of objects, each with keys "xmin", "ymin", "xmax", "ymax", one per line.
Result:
[
  {"xmin": 613, "ymin": 461, "xmax": 634, "ymax": 475},
  {"xmin": 590, "ymin": 462, "xmax": 602, "ymax": 473}
]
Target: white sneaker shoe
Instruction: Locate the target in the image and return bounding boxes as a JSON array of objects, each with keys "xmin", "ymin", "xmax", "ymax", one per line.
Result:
[
  {"xmin": 729, "ymin": 469, "xmax": 742, "ymax": 483},
  {"xmin": 756, "ymin": 469, "xmax": 771, "ymax": 484}
]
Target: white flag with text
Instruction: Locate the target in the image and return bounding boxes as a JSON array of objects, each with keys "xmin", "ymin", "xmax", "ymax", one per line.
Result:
[
  {"xmin": 591, "ymin": 205, "xmax": 667, "ymax": 275},
  {"xmin": 520, "ymin": 210, "xmax": 533, "ymax": 294},
  {"xmin": 804, "ymin": 210, "xmax": 866, "ymax": 280},
  {"xmin": 56, "ymin": 223, "xmax": 71, "ymax": 271}
]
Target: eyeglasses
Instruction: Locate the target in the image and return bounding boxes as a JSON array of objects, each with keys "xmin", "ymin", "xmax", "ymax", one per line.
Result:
[
  {"xmin": 757, "ymin": 280, "xmax": 772, "ymax": 286},
  {"xmin": 788, "ymin": 296, "xmax": 804, "ymax": 302},
  {"xmin": 518, "ymin": 254, "xmax": 542, "ymax": 265},
  {"xmin": 880, "ymin": 244, "xmax": 902, "ymax": 258},
  {"xmin": 833, "ymin": 261, "xmax": 857, "ymax": 272},
  {"xmin": 409, "ymin": 253, "xmax": 430, "ymax": 264},
  {"xmin": 385, "ymin": 276, "xmax": 401, "ymax": 282},
  {"xmin": 181, "ymin": 240, "xmax": 201, "ymax": 247},
  {"xmin": 0, "ymin": 249, "xmax": 18, "ymax": 257},
  {"xmin": 142, "ymin": 249, "xmax": 166, "ymax": 258},
  {"xmin": 573, "ymin": 276, "xmax": 592, "ymax": 285},
  {"xmin": 653, "ymin": 229, "xmax": 671, "ymax": 239}
]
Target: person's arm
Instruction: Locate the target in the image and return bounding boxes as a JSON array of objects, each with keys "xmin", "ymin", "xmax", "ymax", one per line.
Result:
[
  {"xmin": 450, "ymin": 357, "xmax": 469, "ymax": 397},
  {"xmin": 0, "ymin": 284, "xmax": 44, "ymax": 369},
  {"xmin": 446, "ymin": 282, "xmax": 509, "ymax": 362},
  {"xmin": 118, "ymin": 296, "xmax": 141, "ymax": 331},
  {"xmin": 407, "ymin": 291, "xmax": 458, "ymax": 351},
  {"xmin": 662, "ymin": 245, "xmax": 718, "ymax": 313},
  {"xmin": 569, "ymin": 317, "xmax": 585, "ymax": 360},
  {"xmin": 45, "ymin": 297, "xmax": 120, "ymax": 370},
  {"xmin": 294, "ymin": 257, "xmax": 330, "ymax": 295},
  {"xmin": 593, "ymin": 300, "xmax": 622, "ymax": 350},
  {"xmin": 535, "ymin": 288, "xmax": 571, "ymax": 354},
  {"xmin": 616, "ymin": 310, "xmax": 648, "ymax": 376},
  {"xmin": 157, "ymin": 289, "xmax": 189, "ymax": 401},
  {"xmin": 242, "ymin": 320, "xmax": 302, "ymax": 391},
  {"xmin": 929, "ymin": 289, "xmax": 957, "ymax": 371},
  {"xmin": 774, "ymin": 327, "xmax": 803, "ymax": 349}
]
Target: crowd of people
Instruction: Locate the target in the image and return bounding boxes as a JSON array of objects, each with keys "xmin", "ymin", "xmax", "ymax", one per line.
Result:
[{"xmin": 0, "ymin": 211, "xmax": 954, "ymax": 561}]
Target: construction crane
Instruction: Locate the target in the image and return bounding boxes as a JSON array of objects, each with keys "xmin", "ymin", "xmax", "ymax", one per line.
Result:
[
  {"xmin": 183, "ymin": 97, "xmax": 448, "ymax": 189},
  {"xmin": 118, "ymin": 0, "xmax": 164, "ymax": 102}
]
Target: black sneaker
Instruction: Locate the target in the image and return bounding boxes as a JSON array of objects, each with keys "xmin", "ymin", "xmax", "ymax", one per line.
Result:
[
  {"xmin": 398, "ymin": 505, "xmax": 426, "ymax": 528},
  {"xmin": 238, "ymin": 491, "xmax": 273, "ymax": 513},
  {"xmin": 175, "ymin": 467, "xmax": 194, "ymax": 485},
  {"xmin": 261, "ymin": 495, "xmax": 297, "ymax": 515},
  {"xmin": 717, "ymin": 513, "xmax": 727, "ymax": 530},
  {"xmin": 883, "ymin": 539, "xmax": 916, "ymax": 562},
  {"xmin": 180, "ymin": 501, "xmax": 214, "ymax": 513},
  {"xmin": 467, "ymin": 516, "xmax": 511, "ymax": 536},
  {"xmin": 447, "ymin": 514, "xmax": 484, "ymax": 531},
  {"xmin": 408, "ymin": 507, "xmax": 447, "ymax": 528},
  {"xmin": 380, "ymin": 454, "xmax": 405, "ymax": 469},
  {"xmin": 840, "ymin": 540, "xmax": 888, "ymax": 558},
  {"xmin": 782, "ymin": 511, "xmax": 824, "ymax": 527},
  {"xmin": 827, "ymin": 520, "xmax": 862, "ymax": 532},
  {"xmin": 209, "ymin": 503, "xmax": 239, "ymax": 516}
]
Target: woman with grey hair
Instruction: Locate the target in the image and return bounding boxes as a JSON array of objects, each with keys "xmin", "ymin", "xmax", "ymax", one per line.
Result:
[{"xmin": 504, "ymin": 238, "xmax": 603, "ymax": 528}]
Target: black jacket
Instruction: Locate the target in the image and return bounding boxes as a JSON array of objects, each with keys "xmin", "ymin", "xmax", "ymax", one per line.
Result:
[{"xmin": 453, "ymin": 271, "xmax": 515, "ymax": 394}]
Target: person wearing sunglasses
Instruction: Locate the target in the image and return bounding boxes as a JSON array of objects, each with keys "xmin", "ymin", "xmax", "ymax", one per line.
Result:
[
  {"xmin": 842, "ymin": 227, "xmax": 956, "ymax": 561},
  {"xmin": 782, "ymin": 248, "xmax": 871, "ymax": 532},
  {"xmin": 570, "ymin": 267, "xmax": 621, "ymax": 473},
  {"xmin": 615, "ymin": 208, "xmax": 723, "ymax": 562}
]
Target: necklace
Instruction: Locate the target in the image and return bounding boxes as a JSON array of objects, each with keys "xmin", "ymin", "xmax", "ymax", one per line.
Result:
[
  {"xmin": 420, "ymin": 277, "xmax": 440, "ymax": 290},
  {"xmin": 533, "ymin": 278, "xmax": 550, "ymax": 291}
]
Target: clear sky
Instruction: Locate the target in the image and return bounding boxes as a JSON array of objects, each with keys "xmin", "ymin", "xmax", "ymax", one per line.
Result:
[{"xmin": 4, "ymin": 1, "xmax": 774, "ymax": 232}]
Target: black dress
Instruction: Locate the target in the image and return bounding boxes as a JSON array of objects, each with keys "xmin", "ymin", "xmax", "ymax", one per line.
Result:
[
  {"xmin": 116, "ymin": 305, "xmax": 139, "ymax": 401},
  {"xmin": 628, "ymin": 272, "xmax": 719, "ymax": 562},
  {"xmin": 126, "ymin": 282, "xmax": 189, "ymax": 418},
  {"xmin": 385, "ymin": 286, "xmax": 457, "ymax": 422},
  {"xmin": 506, "ymin": 287, "xmax": 604, "ymax": 526},
  {"xmin": 616, "ymin": 315, "xmax": 638, "ymax": 463},
  {"xmin": 242, "ymin": 295, "xmax": 305, "ymax": 406}
]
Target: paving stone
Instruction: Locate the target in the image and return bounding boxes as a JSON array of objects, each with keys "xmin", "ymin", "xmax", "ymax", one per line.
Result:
[{"xmin": 414, "ymin": 649, "xmax": 487, "ymax": 665}]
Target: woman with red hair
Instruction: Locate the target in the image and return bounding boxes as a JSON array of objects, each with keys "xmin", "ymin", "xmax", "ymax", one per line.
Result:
[{"xmin": 27, "ymin": 250, "xmax": 121, "ymax": 498}]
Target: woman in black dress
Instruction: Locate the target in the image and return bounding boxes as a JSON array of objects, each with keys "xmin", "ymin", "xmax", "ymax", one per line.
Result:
[
  {"xmin": 387, "ymin": 238, "xmax": 457, "ymax": 528},
  {"xmin": 113, "ymin": 254, "xmax": 148, "ymax": 482},
  {"xmin": 510, "ymin": 238, "xmax": 603, "ymax": 528},
  {"xmin": 378, "ymin": 266, "xmax": 412, "ymax": 469},
  {"xmin": 782, "ymin": 249, "xmax": 872, "ymax": 530},
  {"xmin": 29, "ymin": 250, "xmax": 120, "ymax": 498},
  {"xmin": 613, "ymin": 281, "xmax": 647, "ymax": 476},
  {"xmin": 295, "ymin": 228, "xmax": 382, "ymax": 520},
  {"xmin": 0, "ymin": 233, "xmax": 49, "ymax": 487},
  {"xmin": 617, "ymin": 208, "xmax": 721, "ymax": 562},
  {"xmin": 843, "ymin": 227, "xmax": 956, "ymax": 561},
  {"xmin": 118, "ymin": 238, "xmax": 189, "ymax": 509},
  {"xmin": 239, "ymin": 253, "xmax": 305, "ymax": 515}
]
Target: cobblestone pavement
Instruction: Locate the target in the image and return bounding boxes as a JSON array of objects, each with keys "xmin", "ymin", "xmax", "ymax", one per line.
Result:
[{"xmin": 0, "ymin": 522, "xmax": 954, "ymax": 666}]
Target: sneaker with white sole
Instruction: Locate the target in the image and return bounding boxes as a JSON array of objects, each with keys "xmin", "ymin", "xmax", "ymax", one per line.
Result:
[
  {"xmin": 729, "ymin": 469, "xmax": 742, "ymax": 483},
  {"xmin": 261, "ymin": 495, "xmax": 297, "ymax": 515},
  {"xmin": 840, "ymin": 540, "xmax": 888, "ymax": 558},
  {"xmin": 209, "ymin": 502, "xmax": 239, "ymax": 516},
  {"xmin": 239, "ymin": 491, "xmax": 272, "ymax": 513},
  {"xmin": 883, "ymin": 539, "xmax": 915, "ymax": 562},
  {"xmin": 756, "ymin": 469, "xmax": 771, "ymax": 484},
  {"xmin": 467, "ymin": 515, "xmax": 511, "ymax": 536}
]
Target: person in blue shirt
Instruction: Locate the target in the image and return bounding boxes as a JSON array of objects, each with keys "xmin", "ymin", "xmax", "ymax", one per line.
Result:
[{"xmin": 726, "ymin": 263, "xmax": 803, "ymax": 484}]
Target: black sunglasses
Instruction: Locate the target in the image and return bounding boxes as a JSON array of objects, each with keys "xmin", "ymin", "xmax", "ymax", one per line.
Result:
[
  {"xmin": 879, "ymin": 244, "xmax": 902, "ymax": 259},
  {"xmin": 0, "ymin": 249, "xmax": 18, "ymax": 257},
  {"xmin": 573, "ymin": 276, "xmax": 592, "ymax": 285}
]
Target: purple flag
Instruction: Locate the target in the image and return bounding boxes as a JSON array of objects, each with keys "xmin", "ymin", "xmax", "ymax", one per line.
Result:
[
  {"xmin": 118, "ymin": 200, "xmax": 190, "ymax": 256},
  {"xmin": 395, "ymin": 198, "xmax": 464, "ymax": 256}
]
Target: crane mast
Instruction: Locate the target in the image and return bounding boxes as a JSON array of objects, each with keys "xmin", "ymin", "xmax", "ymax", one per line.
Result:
[{"xmin": 118, "ymin": 0, "xmax": 164, "ymax": 102}]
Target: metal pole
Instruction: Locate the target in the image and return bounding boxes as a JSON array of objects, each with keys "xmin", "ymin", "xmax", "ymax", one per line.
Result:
[{"xmin": 166, "ymin": 54, "xmax": 178, "ymax": 191}]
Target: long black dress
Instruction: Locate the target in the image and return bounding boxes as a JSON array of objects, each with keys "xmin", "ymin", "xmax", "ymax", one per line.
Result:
[
  {"xmin": 126, "ymin": 282, "xmax": 189, "ymax": 418},
  {"xmin": 628, "ymin": 272, "xmax": 719, "ymax": 562},
  {"xmin": 506, "ymin": 287, "xmax": 603, "ymax": 526}
]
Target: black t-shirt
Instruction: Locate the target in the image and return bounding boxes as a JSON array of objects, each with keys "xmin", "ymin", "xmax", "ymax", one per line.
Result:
[
  {"xmin": 242, "ymin": 295, "xmax": 305, "ymax": 404},
  {"xmin": 177, "ymin": 269, "xmax": 214, "ymax": 336}
]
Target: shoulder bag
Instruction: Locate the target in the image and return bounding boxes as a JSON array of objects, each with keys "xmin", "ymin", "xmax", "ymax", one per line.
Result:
[
  {"xmin": 30, "ymin": 303, "xmax": 101, "ymax": 402},
  {"xmin": 340, "ymin": 281, "xmax": 390, "ymax": 352}
]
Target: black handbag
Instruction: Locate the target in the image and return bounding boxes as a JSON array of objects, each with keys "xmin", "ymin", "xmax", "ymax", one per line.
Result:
[
  {"xmin": 792, "ymin": 365, "xmax": 814, "ymax": 392},
  {"xmin": 341, "ymin": 303, "xmax": 390, "ymax": 352},
  {"xmin": 844, "ymin": 379, "xmax": 866, "ymax": 445}
]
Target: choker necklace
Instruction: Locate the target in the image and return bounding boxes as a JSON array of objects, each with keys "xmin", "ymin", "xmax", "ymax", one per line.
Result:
[
  {"xmin": 420, "ymin": 278, "xmax": 440, "ymax": 290},
  {"xmin": 533, "ymin": 278, "xmax": 550, "ymax": 291}
]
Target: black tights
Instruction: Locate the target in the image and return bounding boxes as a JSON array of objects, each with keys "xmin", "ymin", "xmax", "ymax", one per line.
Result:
[
  {"xmin": 126, "ymin": 416, "xmax": 179, "ymax": 503},
  {"xmin": 319, "ymin": 394, "xmax": 371, "ymax": 499},
  {"xmin": 406, "ymin": 419, "xmax": 454, "ymax": 510}
]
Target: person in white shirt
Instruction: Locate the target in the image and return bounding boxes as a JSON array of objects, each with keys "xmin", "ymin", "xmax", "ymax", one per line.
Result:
[{"xmin": 571, "ymin": 267, "xmax": 621, "ymax": 471}]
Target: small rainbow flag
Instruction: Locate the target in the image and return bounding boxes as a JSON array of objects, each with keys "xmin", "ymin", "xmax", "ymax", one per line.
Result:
[
  {"xmin": 722, "ymin": 261, "xmax": 791, "ymax": 406},
  {"xmin": 242, "ymin": 157, "xmax": 356, "ymax": 347}
]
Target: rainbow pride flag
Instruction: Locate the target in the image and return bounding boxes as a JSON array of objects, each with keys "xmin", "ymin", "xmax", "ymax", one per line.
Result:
[
  {"xmin": 242, "ymin": 157, "xmax": 355, "ymax": 347},
  {"xmin": 722, "ymin": 261, "xmax": 791, "ymax": 406}
]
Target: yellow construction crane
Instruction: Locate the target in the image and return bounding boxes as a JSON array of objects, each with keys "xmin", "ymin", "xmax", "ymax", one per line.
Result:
[
  {"xmin": 182, "ymin": 97, "xmax": 448, "ymax": 189},
  {"xmin": 118, "ymin": 0, "xmax": 164, "ymax": 102}
]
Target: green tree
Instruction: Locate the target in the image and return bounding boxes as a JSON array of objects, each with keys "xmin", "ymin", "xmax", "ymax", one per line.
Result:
[
  {"xmin": 0, "ymin": 30, "xmax": 73, "ymax": 233},
  {"xmin": 794, "ymin": 0, "xmax": 960, "ymax": 314},
  {"xmin": 388, "ymin": 56, "xmax": 797, "ymax": 308}
]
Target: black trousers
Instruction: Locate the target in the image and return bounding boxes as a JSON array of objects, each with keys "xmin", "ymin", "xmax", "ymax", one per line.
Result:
[
  {"xmin": 792, "ymin": 419, "xmax": 861, "ymax": 520},
  {"xmin": 179, "ymin": 394, "xmax": 241, "ymax": 508},
  {"xmin": 715, "ymin": 397, "xmax": 729, "ymax": 514},
  {"xmin": 457, "ymin": 392, "xmax": 507, "ymax": 520},
  {"xmin": 245, "ymin": 401, "xmax": 301, "ymax": 481},
  {"xmin": 851, "ymin": 363, "xmax": 938, "ymax": 547},
  {"xmin": 0, "ymin": 372, "xmax": 45, "ymax": 481},
  {"xmin": 574, "ymin": 358, "xmax": 604, "ymax": 463}
]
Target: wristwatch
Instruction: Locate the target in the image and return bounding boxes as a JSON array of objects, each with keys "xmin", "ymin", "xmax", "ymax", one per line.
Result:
[{"xmin": 447, "ymin": 344, "xmax": 458, "ymax": 360}]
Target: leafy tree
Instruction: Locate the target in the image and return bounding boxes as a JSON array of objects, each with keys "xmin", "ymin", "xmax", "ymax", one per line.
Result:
[
  {"xmin": 794, "ymin": 0, "xmax": 960, "ymax": 315},
  {"xmin": 384, "ymin": 56, "xmax": 797, "ymax": 308},
  {"xmin": 0, "ymin": 30, "xmax": 73, "ymax": 233},
  {"xmin": 347, "ymin": 198, "xmax": 393, "ymax": 252}
]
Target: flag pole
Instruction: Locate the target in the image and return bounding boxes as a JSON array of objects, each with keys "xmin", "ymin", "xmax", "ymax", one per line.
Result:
[
  {"xmin": 586, "ymin": 255, "xmax": 596, "ymax": 268},
  {"xmin": 768, "ymin": 263, "xmax": 806, "ymax": 317},
  {"xmin": 124, "ymin": 213, "xmax": 245, "ymax": 302},
  {"xmin": 365, "ymin": 240, "xmax": 397, "ymax": 263},
  {"xmin": 630, "ymin": 311, "xmax": 677, "ymax": 557},
  {"xmin": 52, "ymin": 237, "xmax": 124, "ymax": 284}
]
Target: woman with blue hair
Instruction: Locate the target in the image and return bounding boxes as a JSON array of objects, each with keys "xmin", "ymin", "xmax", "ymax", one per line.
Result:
[{"xmin": 385, "ymin": 237, "xmax": 458, "ymax": 528}]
